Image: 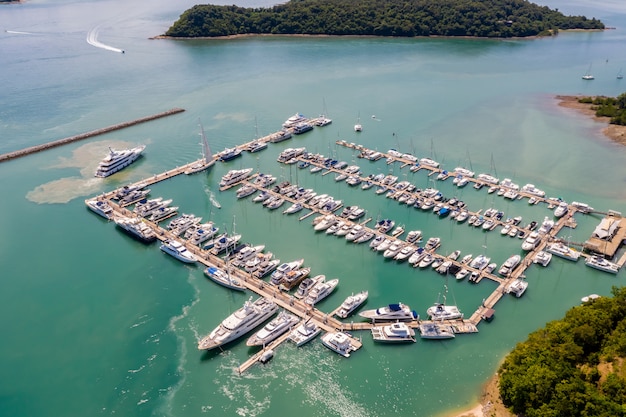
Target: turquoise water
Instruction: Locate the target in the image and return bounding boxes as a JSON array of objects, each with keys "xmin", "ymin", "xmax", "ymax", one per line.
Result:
[{"xmin": 1, "ymin": 0, "xmax": 626, "ymax": 416}]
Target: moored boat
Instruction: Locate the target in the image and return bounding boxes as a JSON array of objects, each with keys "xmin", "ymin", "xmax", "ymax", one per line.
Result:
[
  {"xmin": 204, "ymin": 265, "xmax": 246, "ymax": 291},
  {"xmin": 335, "ymin": 291, "xmax": 368, "ymax": 319},
  {"xmin": 359, "ymin": 302, "xmax": 417, "ymax": 322},
  {"xmin": 159, "ymin": 239, "xmax": 197, "ymax": 263},
  {"xmin": 114, "ymin": 216, "xmax": 157, "ymax": 243},
  {"xmin": 246, "ymin": 310, "xmax": 299, "ymax": 347},
  {"xmin": 371, "ymin": 322, "xmax": 416, "ymax": 343},
  {"xmin": 289, "ymin": 320, "xmax": 321, "ymax": 347},
  {"xmin": 321, "ymin": 331, "xmax": 357, "ymax": 357}
]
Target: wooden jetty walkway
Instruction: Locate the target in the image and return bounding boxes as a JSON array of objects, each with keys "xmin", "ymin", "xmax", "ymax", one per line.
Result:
[{"xmin": 0, "ymin": 108, "xmax": 185, "ymax": 162}]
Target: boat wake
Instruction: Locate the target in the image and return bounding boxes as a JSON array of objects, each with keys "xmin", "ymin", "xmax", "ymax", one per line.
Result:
[
  {"xmin": 204, "ymin": 186, "xmax": 222, "ymax": 209},
  {"xmin": 6, "ymin": 30, "xmax": 35, "ymax": 35},
  {"xmin": 86, "ymin": 25, "xmax": 124, "ymax": 53}
]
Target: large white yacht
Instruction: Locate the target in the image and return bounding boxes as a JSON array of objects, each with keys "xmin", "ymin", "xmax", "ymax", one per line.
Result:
[
  {"xmin": 426, "ymin": 303, "xmax": 463, "ymax": 321},
  {"xmin": 197, "ymin": 297, "xmax": 278, "ymax": 350},
  {"xmin": 537, "ymin": 216, "xmax": 555, "ymax": 234},
  {"xmin": 289, "ymin": 320, "xmax": 321, "ymax": 347},
  {"xmin": 85, "ymin": 198, "xmax": 113, "ymax": 219},
  {"xmin": 359, "ymin": 303, "xmax": 417, "ymax": 322},
  {"xmin": 521, "ymin": 232, "xmax": 541, "ymax": 251},
  {"xmin": 304, "ymin": 278, "xmax": 339, "ymax": 306},
  {"xmin": 507, "ymin": 278, "xmax": 529, "ymax": 297},
  {"xmin": 335, "ymin": 291, "xmax": 368, "ymax": 319},
  {"xmin": 585, "ymin": 256, "xmax": 620, "ymax": 274},
  {"xmin": 94, "ymin": 145, "xmax": 145, "ymax": 178},
  {"xmin": 498, "ymin": 254, "xmax": 521, "ymax": 276},
  {"xmin": 114, "ymin": 216, "xmax": 156, "ymax": 243},
  {"xmin": 521, "ymin": 183, "xmax": 546, "ymax": 198},
  {"xmin": 545, "ymin": 242, "xmax": 581, "ymax": 261},
  {"xmin": 371, "ymin": 322, "xmax": 416, "ymax": 343},
  {"xmin": 469, "ymin": 254, "xmax": 491, "ymax": 270},
  {"xmin": 219, "ymin": 168, "xmax": 253, "ymax": 188},
  {"xmin": 159, "ymin": 239, "xmax": 197, "ymax": 263},
  {"xmin": 246, "ymin": 311, "xmax": 299, "ymax": 347}
]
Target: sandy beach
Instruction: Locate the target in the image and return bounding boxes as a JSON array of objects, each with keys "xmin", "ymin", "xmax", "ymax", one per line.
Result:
[{"xmin": 556, "ymin": 95, "xmax": 626, "ymax": 146}]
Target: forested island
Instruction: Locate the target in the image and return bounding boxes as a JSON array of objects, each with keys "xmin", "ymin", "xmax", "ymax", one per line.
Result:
[
  {"xmin": 165, "ymin": 0, "xmax": 604, "ymax": 38},
  {"xmin": 497, "ymin": 286, "xmax": 626, "ymax": 417}
]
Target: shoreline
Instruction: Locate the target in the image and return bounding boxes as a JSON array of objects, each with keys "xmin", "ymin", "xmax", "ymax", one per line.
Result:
[
  {"xmin": 445, "ymin": 372, "xmax": 514, "ymax": 417},
  {"xmin": 556, "ymin": 95, "xmax": 626, "ymax": 146}
]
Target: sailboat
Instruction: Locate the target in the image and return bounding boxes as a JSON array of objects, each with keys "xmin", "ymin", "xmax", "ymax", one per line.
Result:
[
  {"xmin": 426, "ymin": 284, "xmax": 463, "ymax": 321},
  {"xmin": 185, "ymin": 118, "xmax": 215, "ymax": 174},
  {"xmin": 617, "ymin": 68, "xmax": 623, "ymax": 80},
  {"xmin": 354, "ymin": 112, "xmax": 362, "ymax": 132},
  {"xmin": 315, "ymin": 98, "xmax": 332, "ymax": 126},
  {"xmin": 582, "ymin": 63, "xmax": 594, "ymax": 80}
]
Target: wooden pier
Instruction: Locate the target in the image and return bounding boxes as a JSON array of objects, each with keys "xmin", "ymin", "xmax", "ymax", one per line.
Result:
[{"xmin": 0, "ymin": 108, "xmax": 185, "ymax": 162}]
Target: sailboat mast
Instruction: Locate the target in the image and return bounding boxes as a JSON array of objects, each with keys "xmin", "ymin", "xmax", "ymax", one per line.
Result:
[{"xmin": 198, "ymin": 118, "xmax": 212, "ymax": 164}]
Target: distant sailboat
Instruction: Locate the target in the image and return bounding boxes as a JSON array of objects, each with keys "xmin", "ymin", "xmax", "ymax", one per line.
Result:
[
  {"xmin": 617, "ymin": 68, "xmax": 623, "ymax": 80},
  {"xmin": 354, "ymin": 112, "xmax": 362, "ymax": 132},
  {"xmin": 582, "ymin": 63, "xmax": 594, "ymax": 80},
  {"xmin": 185, "ymin": 119, "xmax": 215, "ymax": 174}
]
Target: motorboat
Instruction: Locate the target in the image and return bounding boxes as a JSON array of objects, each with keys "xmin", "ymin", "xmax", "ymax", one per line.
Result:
[
  {"xmin": 419, "ymin": 157, "xmax": 440, "ymax": 168},
  {"xmin": 313, "ymin": 215, "xmax": 337, "ymax": 232},
  {"xmin": 419, "ymin": 323, "xmax": 455, "ymax": 339},
  {"xmin": 498, "ymin": 254, "xmax": 521, "ymax": 276},
  {"xmin": 283, "ymin": 202, "xmax": 303, "ymax": 215},
  {"xmin": 304, "ymin": 278, "xmax": 339, "ymax": 305},
  {"xmin": 418, "ymin": 253, "xmax": 435, "ymax": 268},
  {"xmin": 469, "ymin": 254, "xmax": 491, "ymax": 270},
  {"xmin": 455, "ymin": 268, "xmax": 470, "ymax": 280},
  {"xmin": 375, "ymin": 219, "xmax": 395, "ymax": 234},
  {"xmin": 168, "ymin": 213, "xmax": 202, "ymax": 236},
  {"xmin": 427, "ymin": 303, "xmax": 463, "ymax": 321},
  {"xmin": 211, "ymin": 234, "xmax": 242, "ymax": 255},
  {"xmin": 282, "ymin": 113, "xmax": 307, "ymax": 128},
  {"xmin": 118, "ymin": 188, "xmax": 150, "ymax": 205},
  {"xmin": 279, "ymin": 267, "xmax": 312, "ymax": 291},
  {"xmin": 345, "ymin": 225, "xmax": 366, "ymax": 242},
  {"xmin": 294, "ymin": 275, "xmax": 325, "ymax": 299},
  {"xmin": 585, "ymin": 256, "xmax": 620, "ymax": 274},
  {"xmin": 204, "ymin": 266, "xmax": 246, "ymax": 291},
  {"xmin": 335, "ymin": 291, "xmax": 368, "ymax": 319},
  {"xmin": 133, "ymin": 197, "xmax": 170, "ymax": 217},
  {"xmin": 159, "ymin": 239, "xmax": 197, "ymax": 263},
  {"xmin": 521, "ymin": 183, "xmax": 545, "ymax": 197},
  {"xmin": 253, "ymin": 259, "xmax": 281, "ymax": 278},
  {"xmin": 477, "ymin": 173, "xmax": 499, "ymax": 185},
  {"xmin": 375, "ymin": 238, "xmax": 394, "ymax": 253},
  {"xmin": 394, "ymin": 245, "xmax": 417, "ymax": 262},
  {"xmin": 507, "ymin": 278, "xmax": 529, "ymax": 297},
  {"xmin": 553, "ymin": 201, "xmax": 569, "ymax": 218},
  {"xmin": 369, "ymin": 235, "xmax": 385, "ymax": 249},
  {"xmin": 148, "ymin": 205, "xmax": 179, "ymax": 222},
  {"xmin": 537, "ymin": 216, "xmax": 555, "ymax": 234},
  {"xmin": 424, "ymin": 237, "xmax": 441, "ymax": 251},
  {"xmin": 265, "ymin": 197, "xmax": 285, "ymax": 210},
  {"xmin": 197, "ymin": 297, "xmax": 278, "ymax": 350},
  {"xmin": 270, "ymin": 258, "xmax": 305, "ymax": 285},
  {"xmin": 521, "ymin": 232, "xmax": 541, "ymax": 251},
  {"xmin": 371, "ymin": 322, "xmax": 416, "ymax": 343},
  {"xmin": 235, "ymin": 184, "xmax": 257, "ymax": 199},
  {"xmin": 114, "ymin": 216, "xmax": 157, "ymax": 243},
  {"xmin": 246, "ymin": 311, "xmax": 299, "ymax": 347},
  {"xmin": 533, "ymin": 251, "xmax": 552, "ymax": 267},
  {"xmin": 408, "ymin": 248, "xmax": 427, "ymax": 265},
  {"xmin": 219, "ymin": 168, "xmax": 253, "ymax": 188},
  {"xmin": 359, "ymin": 303, "xmax": 418, "ymax": 322},
  {"xmin": 94, "ymin": 145, "xmax": 145, "ymax": 178},
  {"xmin": 86, "ymin": 199, "xmax": 113, "ymax": 219},
  {"xmin": 289, "ymin": 320, "xmax": 321, "ymax": 347},
  {"xmin": 185, "ymin": 223, "xmax": 219, "ymax": 246},
  {"xmin": 217, "ymin": 147, "xmax": 243, "ymax": 162},
  {"xmin": 277, "ymin": 147, "xmax": 306, "ymax": 163},
  {"xmin": 545, "ymin": 242, "xmax": 581, "ymax": 261},
  {"xmin": 353, "ymin": 231, "xmax": 375, "ymax": 244},
  {"xmin": 321, "ymin": 332, "xmax": 357, "ymax": 357},
  {"xmin": 405, "ymin": 230, "xmax": 422, "ymax": 243},
  {"xmin": 383, "ymin": 242, "xmax": 404, "ymax": 259}
]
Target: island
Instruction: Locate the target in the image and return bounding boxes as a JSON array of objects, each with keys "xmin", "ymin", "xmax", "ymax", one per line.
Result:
[
  {"xmin": 164, "ymin": 0, "xmax": 604, "ymax": 38},
  {"xmin": 558, "ymin": 94, "xmax": 626, "ymax": 146}
]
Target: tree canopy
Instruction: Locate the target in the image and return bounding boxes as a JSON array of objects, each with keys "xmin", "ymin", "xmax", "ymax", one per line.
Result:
[
  {"xmin": 579, "ymin": 93, "xmax": 626, "ymax": 126},
  {"xmin": 165, "ymin": 0, "xmax": 604, "ymax": 38},
  {"xmin": 498, "ymin": 286, "xmax": 626, "ymax": 417}
]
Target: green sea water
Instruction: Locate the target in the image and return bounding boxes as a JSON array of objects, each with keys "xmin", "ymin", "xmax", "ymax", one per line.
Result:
[{"xmin": 1, "ymin": 1, "xmax": 626, "ymax": 416}]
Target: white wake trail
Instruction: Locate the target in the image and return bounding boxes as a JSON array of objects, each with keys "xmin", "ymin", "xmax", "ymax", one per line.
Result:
[
  {"xmin": 6, "ymin": 30, "xmax": 35, "ymax": 35},
  {"xmin": 86, "ymin": 26, "xmax": 124, "ymax": 53}
]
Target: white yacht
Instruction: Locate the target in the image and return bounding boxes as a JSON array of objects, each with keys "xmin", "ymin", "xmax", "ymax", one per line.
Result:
[
  {"xmin": 114, "ymin": 216, "xmax": 156, "ymax": 243},
  {"xmin": 405, "ymin": 230, "xmax": 422, "ymax": 243},
  {"xmin": 371, "ymin": 322, "xmax": 416, "ymax": 343},
  {"xmin": 289, "ymin": 320, "xmax": 321, "ymax": 347},
  {"xmin": 270, "ymin": 259, "xmax": 305, "ymax": 285},
  {"xmin": 149, "ymin": 205, "xmax": 179, "ymax": 223},
  {"xmin": 394, "ymin": 245, "xmax": 417, "ymax": 262},
  {"xmin": 133, "ymin": 197, "xmax": 171, "ymax": 217},
  {"xmin": 359, "ymin": 303, "xmax": 417, "ymax": 322},
  {"xmin": 219, "ymin": 168, "xmax": 253, "ymax": 188},
  {"xmin": 498, "ymin": 254, "xmax": 521, "ymax": 276},
  {"xmin": 279, "ymin": 267, "xmax": 312, "ymax": 291},
  {"xmin": 469, "ymin": 254, "xmax": 491, "ymax": 270},
  {"xmin": 246, "ymin": 311, "xmax": 299, "ymax": 347},
  {"xmin": 159, "ymin": 239, "xmax": 196, "ymax": 263},
  {"xmin": 304, "ymin": 278, "xmax": 339, "ymax": 305},
  {"xmin": 521, "ymin": 183, "xmax": 546, "ymax": 198},
  {"xmin": 294, "ymin": 275, "xmax": 325, "ymax": 299},
  {"xmin": 477, "ymin": 173, "xmax": 499, "ymax": 184},
  {"xmin": 537, "ymin": 216, "xmax": 555, "ymax": 234},
  {"xmin": 545, "ymin": 242, "xmax": 581, "ymax": 261},
  {"xmin": 427, "ymin": 302, "xmax": 463, "ymax": 321},
  {"xmin": 197, "ymin": 297, "xmax": 278, "ymax": 350},
  {"xmin": 424, "ymin": 236, "xmax": 441, "ymax": 251},
  {"xmin": 321, "ymin": 331, "xmax": 357, "ymax": 357},
  {"xmin": 94, "ymin": 145, "xmax": 145, "ymax": 178},
  {"xmin": 418, "ymin": 322, "xmax": 455, "ymax": 339},
  {"xmin": 168, "ymin": 213, "xmax": 202, "ymax": 236},
  {"xmin": 204, "ymin": 266, "xmax": 245, "ymax": 291},
  {"xmin": 335, "ymin": 291, "xmax": 368, "ymax": 319},
  {"xmin": 553, "ymin": 201, "xmax": 569, "ymax": 218},
  {"xmin": 507, "ymin": 278, "xmax": 529, "ymax": 297},
  {"xmin": 253, "ymin": 259, "xmax": 281, "ymax": 278},
  {"xmin": 533, "ymin": 251, "xmax": 552, "ymax": 267},
  {"xmin": 86, "ymin": 198, "xmax": 113, "ymax": 219},
  {"xmin": 282, "ymin": 113, "xmax": 307, "ymax": 128},
  {"xmin": 585, "ymin": 256, "xmax": 620, "ymax": 274},
  {"xmin": 419, "ymin": 157, "xmax": 440, "ymax": 168},
  {"xmin": 185, "ymin": 223, "xmax": 219, "ymax": 246},
  {"xmin": 521, "ymin": 231, "xmax": 541, "ymax": 251}
]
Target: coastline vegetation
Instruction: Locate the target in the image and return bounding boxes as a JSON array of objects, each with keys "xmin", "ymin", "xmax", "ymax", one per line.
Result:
[
  {"xmin": 498, "ymin": 286, "xmax": 626, "ymax": 417},
  {"xmin": 165, "ymin": 0, "xmax": 604, "ymax": 38},
  {"xmin": 579, "ymin": 94, "xmax": 626, "ymax": 126}
]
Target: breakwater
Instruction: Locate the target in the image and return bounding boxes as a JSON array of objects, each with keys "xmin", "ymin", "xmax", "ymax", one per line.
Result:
[{"xmin": 0, "ymin": 108, "xmax": 185, "ymax": 162}]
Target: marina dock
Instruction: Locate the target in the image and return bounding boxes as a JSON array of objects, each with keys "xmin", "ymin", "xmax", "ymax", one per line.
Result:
[{"xmin": 85, "ymin": 118, "xmax": 624, "ymax": 373}]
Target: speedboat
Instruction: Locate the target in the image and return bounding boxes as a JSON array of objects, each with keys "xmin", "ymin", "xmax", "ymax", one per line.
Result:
[
  {"xmin": 507, "ymin": 278, "xmax": 529, "ymax": 297},
  {"xmin": 94, "ymin": 145, "xmax": 145, "ymax": 178},
  {"xmin": 246, "ymin": 311, "xmax": 299, "ymax": 347},
  {"xmin": 335, "ymin": 291, "xmax": 368, "ymax": 319},
  {"xmin": 270, "ymin": 259, "xmax": 305, "ymax": 285},
  {"xmin": 197, "ymin": 297, "xmax": 278, "ymax": 350},
  {"xmin": 419, "ymin": 323, "xmax": 455, "ymax": 339},
  {"xmin": 371, "ymin": 322, "xmax": 416, "ymax": 343},
  {"xmin": 455, "ymin": 268, "xmax": 470, "ymax": 280},
  {"xmin": 545, "ymin": 242, "xmax": 581, "ymax": 261},
  {"xmin": 585, "ymin": 256, "xmax": 620, "ymax": 274},
  {"xmin": 289, "ymin": 320, "xmax": 321, "ymax": 347},
  {"xmin": 114, "ymin": 216, "xmax": 157, "ymax": 243},
  {"xmin": 359, "ymin": 303, "xmax": 417, "ymax": 322},
  {"xmin": 204, "ymin": 266, "xmax": 245, "ymax": 291},
  {"xmin": 469, "ymin": 254, "xmax": 491, "ymax": 270},
  {"xmin": 294, "ymin": 275, "xmax": 325, "ymax": 299},
  {"xmin": 252, "ymin": 191, "xmax": 270, "ymax": 203},
  {"xmin": 159, "ymin": 239, "xmax": 197, "ymax": 263},
  {"xmin": 86, "ymin": 199, "xmax": 114, "ymax": 219},
  {"xmin": 321, "ymin": 331, "xmax": 357, "ymax": 357},
  {"xmin": 304, "ymin": 278, "xmax": 339, "ymax": 305},
  {"xmin": 498, "ymin": 254, "xmax": 521, "ymax": 276}
]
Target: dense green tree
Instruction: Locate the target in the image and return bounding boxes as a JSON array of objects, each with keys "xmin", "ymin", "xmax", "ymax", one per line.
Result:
[
  {"xmin": 165, "ymin": 0, "xmax": 604, "ymax": 38},
  {"xmin": 580, "ymin": 94, "xmax": 626, "ymax": 126}
]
